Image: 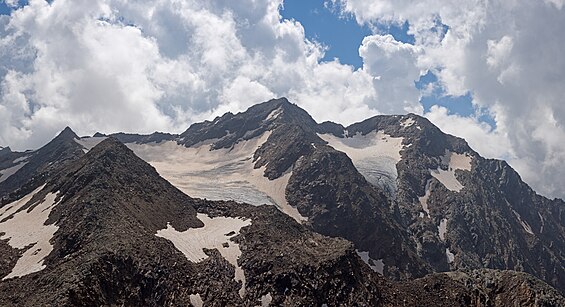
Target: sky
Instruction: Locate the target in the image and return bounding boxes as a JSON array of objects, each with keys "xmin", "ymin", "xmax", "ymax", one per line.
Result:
[{"xmin": 0, "ymin": 0, "xmax": 564, "ymax": 199}]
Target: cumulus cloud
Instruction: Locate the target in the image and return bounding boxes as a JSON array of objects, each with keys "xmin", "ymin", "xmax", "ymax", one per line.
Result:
[
  {"xmin": 334, "ymin": 0, "xmax": 565, "ymax": 198},
  {"xmin": 424, "ymin": 105, "xmax": 511, "ymax": 160},
  {"xmin": 359, "ymin": 34, "xmax": 422, "ymax": 114},
  {"xmin": 1, "ymin": 0, "xmax": 416, "ymax": 150}
]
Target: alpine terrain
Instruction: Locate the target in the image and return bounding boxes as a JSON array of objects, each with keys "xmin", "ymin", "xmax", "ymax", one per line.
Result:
[{"xmin": 0, "ymin": 98, "xmax": 564, "ymax": 306}]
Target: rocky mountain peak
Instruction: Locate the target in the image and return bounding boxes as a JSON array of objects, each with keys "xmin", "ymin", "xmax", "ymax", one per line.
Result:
[
  {"xmin": 177, "ymin": 97, "xmax": 317, "ymax": 151},
  {"xmin": 0, "ymin": 126, "xmax": 84, "ymax": 199},
  {"xmin": 81, "ymin": 137, "xmax": 137, "ymax": 164},
  {"xmin": 56, "ymin": 126, "xmax": 79, "ymax": 141}
]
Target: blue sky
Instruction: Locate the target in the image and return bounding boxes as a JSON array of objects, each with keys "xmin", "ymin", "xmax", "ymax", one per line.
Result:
[
  {"xmin": 0, "ymin": 1, "xmax": 31, "ymax": 15},
  {"xmin": 280, "ymin": 1, "xmax": 371, "ymax": 68},
  {"xmin": 281, "ymin": 0, "xmax": 496, "ymax": 128},
  {"xmin": 0, "ymin": 3, "xmax": 12, "ymax": 15}
]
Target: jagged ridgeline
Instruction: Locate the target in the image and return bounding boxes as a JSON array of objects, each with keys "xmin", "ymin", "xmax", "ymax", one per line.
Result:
[{"xmin": 0, "ymin": 98, "xmax": 563, "ymax": 306}]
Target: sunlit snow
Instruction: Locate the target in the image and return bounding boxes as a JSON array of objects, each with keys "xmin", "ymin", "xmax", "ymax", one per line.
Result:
[
  {"xmin": 438, "ymin": 218, "xmax": 448, "ymax": 241},
  {"xmin": 264, "ymin": 107, "xmax": 283, "ymax": 122},
  {"xmin": 0, "ymin": 185, "xmax": 60, "ymax": 280},
  {"xmin": 446, "ymin": 248, "xmax": 455, "ymax": 263},
  {"xmin": 511, "ymin": 208, "xmax": 534, "ymax": 235},
  {"xmin": 128, "ymin": 132, "xmax": 307, "ymax": 222},
  {"xmin": 400, "ymin": 117, "xmax": 415, "ymax": 128},
  {"xmin": 429, "ymin": 151, "xmax": 472, "ymax": 192},
  {"xmin": 189, "ymin": 293, "xmax": 203, "ymax": 307},
  {"xmin": 260, "ymin": 293, "xmax": 273, "ymax": 306},
  {"xmin": 419, "ymin": 179, "xmax": 432, "ymax": 217},
  {"xmin": 156, "ymin": 213, "xmax": 252, "ymax": 297},
  {"xmin": 319, "ymin": 131, "xmax": 405, "ymax": 197}
]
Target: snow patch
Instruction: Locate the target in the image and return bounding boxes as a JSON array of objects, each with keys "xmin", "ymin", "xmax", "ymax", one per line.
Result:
[
  {"xmin": 0, "ymin": 185, "xmax": 60, "ymax": 280},
  {"xmin": 538, "ymin": 212, "xmax": 545, "ymax": 234},
  {"xmin": 400, "ymin": 117, "xmax": 415, "ymax": 128},
  {"xmin": 438, "ymin": 218, "xmax": 448, "ymax": 241},
  {"xmin": 258, "ymin": 293, "xmax": 273, "ymax": 307},
  {"xmin": 156, "ymin": 213, "xmax": 252, "ymax": 297},
  {"xmin": 356, "ymin": 250, "xmax": 384, "ymax": 275},
  {"xmin": 264, "ymin": 107, "xmax": 283, "ymax": 122},
  {"xmin": 319, "ymin": 131, "xmax": 405, "ymax": 197},
  {"xmin": 512, "ymin": 209, "xmax": 534, "ymax": 235},
  {"xmin": 128, "ymin": 132, "xmax": 307, "ymax": 223},
  {"xmin": 74, "ymin": 136, "xmax": 107, "ymax": 153},
  {"xmin": 419, "ymin": 179, "xmax": 432, "ymax": 216},
  {"xmin": 429, "ymin": 151, "xmax": 472, "ymax": 192},
  {"xmin": 446, "ymin": 248, "xmax": 455, "ymax": 263},
  {"xmin": 0, "ymin": 161, "xmax": 28, "ymax": 183},
  {"xmin": 12, "ymin": 156, "xmax": 29, "ymax": 163},
  {"xmin": 189, "ymin": 293, "xmax": 203, "ymax": 307}
]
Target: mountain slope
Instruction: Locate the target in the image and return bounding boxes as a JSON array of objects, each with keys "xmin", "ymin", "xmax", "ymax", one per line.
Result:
[
  {"xmin": 79, "ymin": 98, "xmax": 565, "ymax": 293},
  {"xmin": 113, "ymin": 98, "xmax": 430, "ymax": 279},
  {"xmin": 317, "ymin": 113, "xmax": 565, "ymax": 292},
  {"xmin": 0, "ymin": 119, "xmax": 563, "ymax": 305},
  {"xmin": 0, "ymin": 138, "xmax": 387, "ymax": 306}
]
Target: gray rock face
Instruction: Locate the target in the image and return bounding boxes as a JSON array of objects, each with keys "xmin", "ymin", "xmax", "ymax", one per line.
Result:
[{"xmin": 318, "ymin": 112, "xmax": 565, "ymax": 292}]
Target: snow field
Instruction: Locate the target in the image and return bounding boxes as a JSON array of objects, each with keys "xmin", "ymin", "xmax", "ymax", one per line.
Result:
[
  {"xmin": 429, "ymin": 151, "xmax": 472, "ymax": 192},
  {"xmin": 156, "ymin": 213, "xmax": 252, "ymax": 297},
  {"xmin": 128, "ymin": 132, "xmax": 307, "ymax": 222},
  {"xmin": 0, "ymin": 185, "xmax": 60, "ymax": 280},
  {"xmin": 319, "ymin": 131, "xmax": 405, "ymax": 196}
]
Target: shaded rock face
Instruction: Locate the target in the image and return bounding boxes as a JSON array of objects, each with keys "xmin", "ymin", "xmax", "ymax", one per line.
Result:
[
  {"xmin": 109, "ymin": 131, "xmax": 177, "ymax": 144},
  {"xmin": 343, "ymin": 115, "xmax": 565, "ymax": 293},
  {"xmin": 172, "ymin": 98, "xmax": 431, "ymax": 279},
  {"xmin": 287, "ymin": 146, "xmax": 429, "ymax": 279}
]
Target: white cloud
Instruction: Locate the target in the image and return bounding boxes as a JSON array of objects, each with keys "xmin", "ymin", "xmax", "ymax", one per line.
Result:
[
  {"xmin": 1, "ymin": 0, "xmax": 421, "ymax": 151},
  {"xmin": 424, "ymin": 105, "xmax": 511, "ymax": 160},
  {"xmin": 545, "ymin": 0, "xmax": 565, "ymax": 10},
  {"xmin": 4, "ymin": 0, "xmax": 19, "ymax": 8},
  {"xmin": 359, "ymin": 34, "xmax": 422, "ymax": 114}
]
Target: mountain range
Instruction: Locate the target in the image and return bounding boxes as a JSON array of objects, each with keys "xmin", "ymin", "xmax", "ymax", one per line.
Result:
[{"xmin": 0, "ymin": 98, "xmax": 563, "ymax": 306}]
